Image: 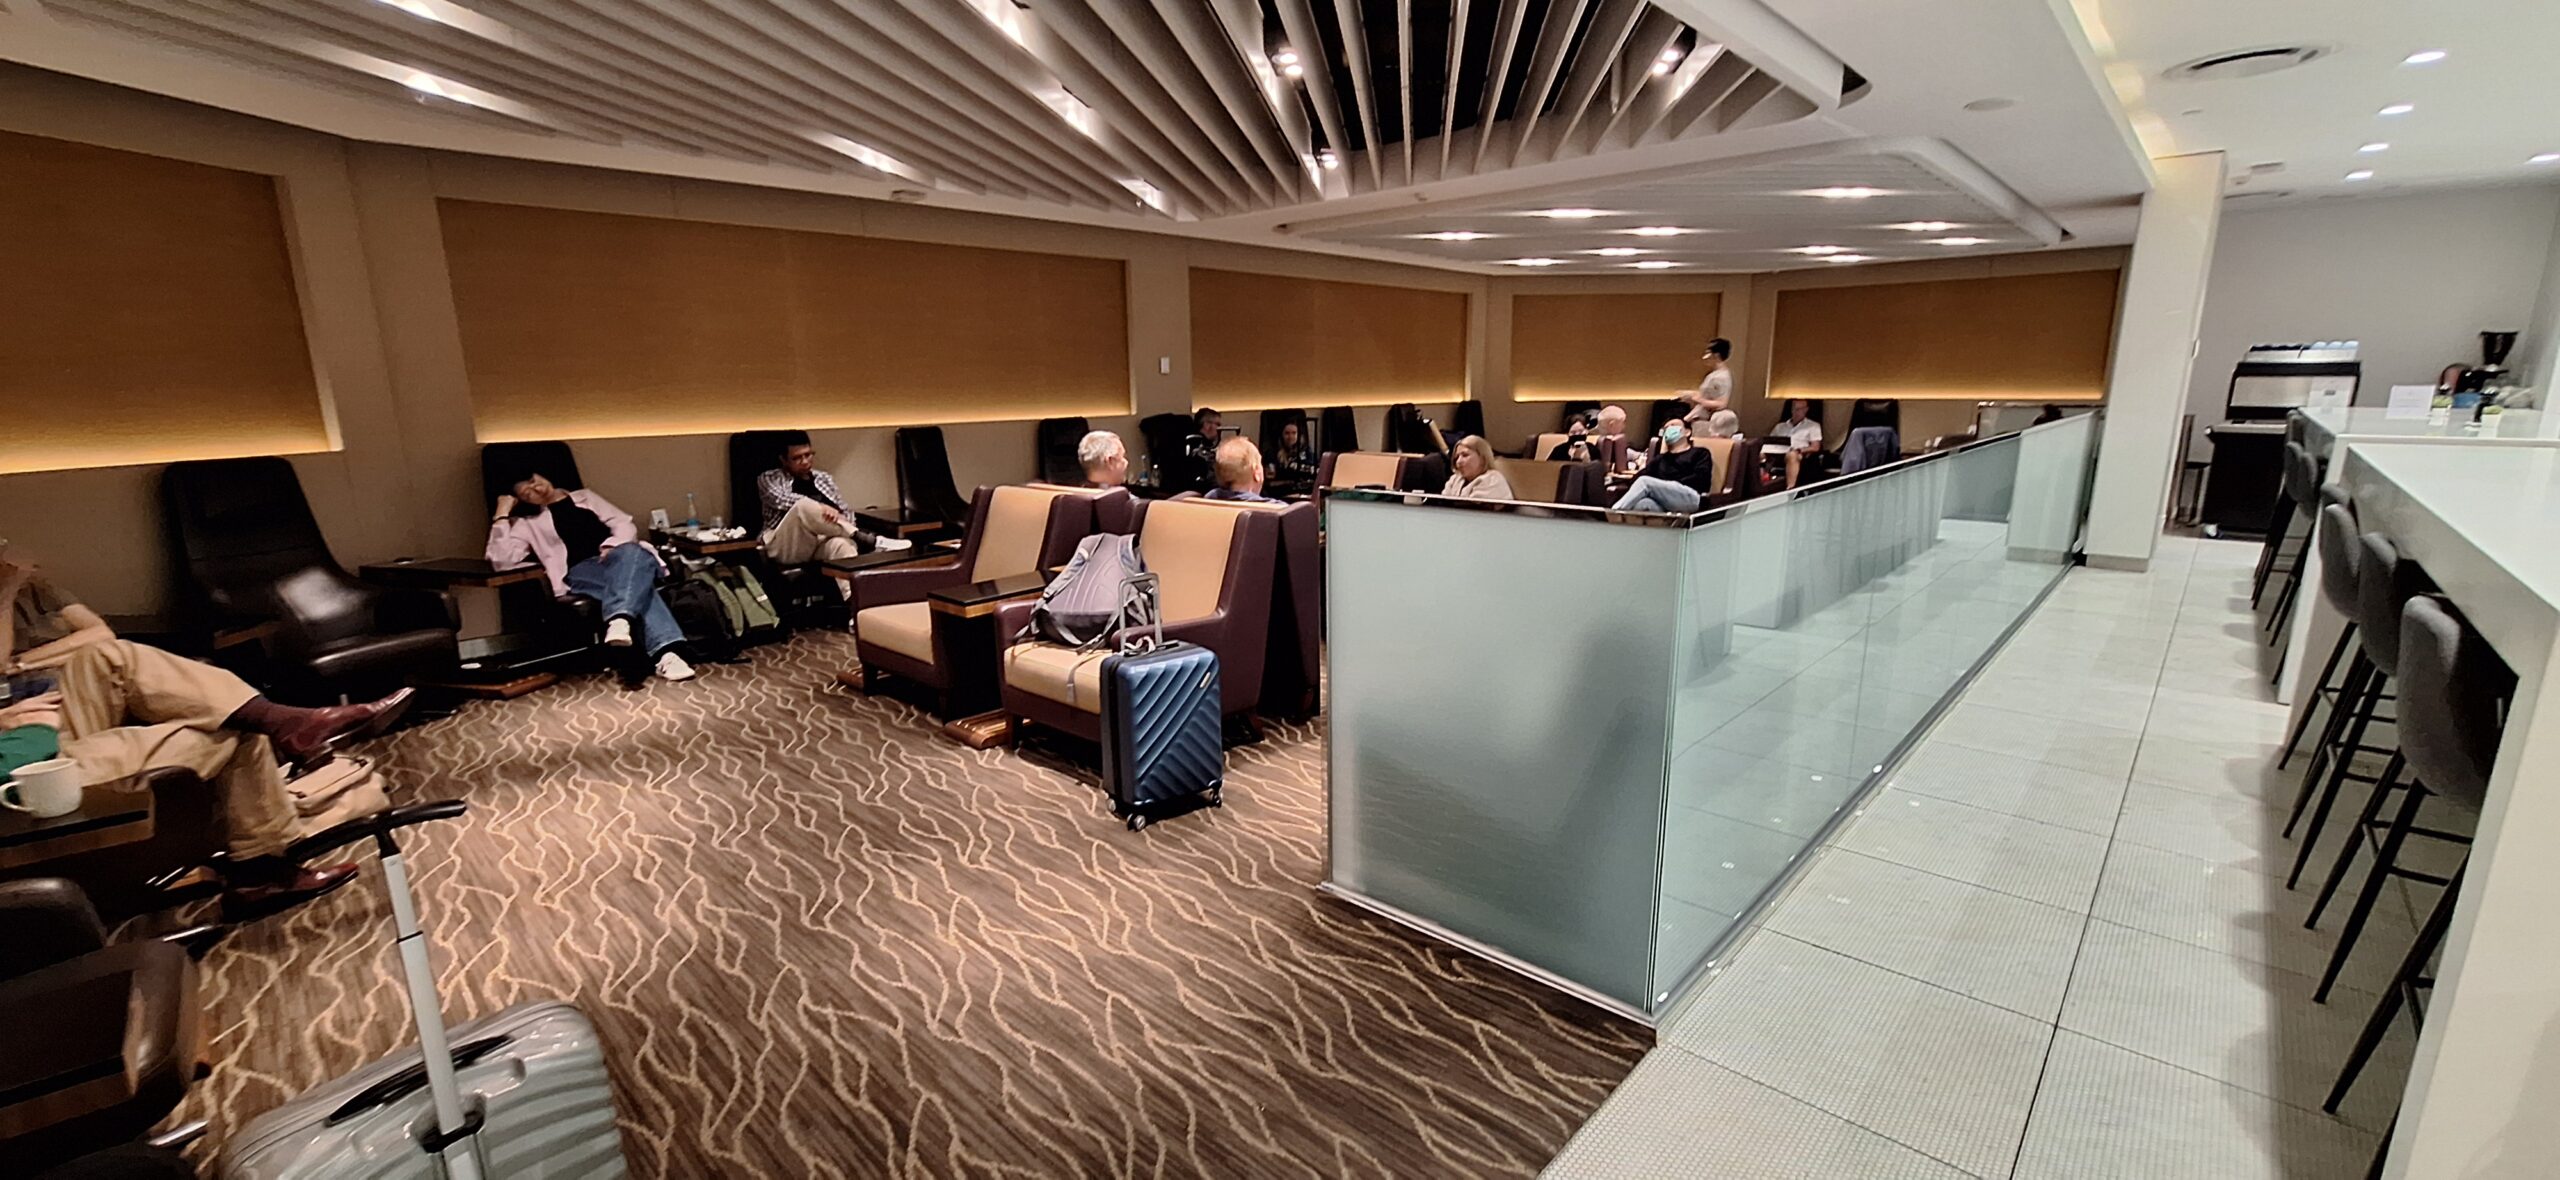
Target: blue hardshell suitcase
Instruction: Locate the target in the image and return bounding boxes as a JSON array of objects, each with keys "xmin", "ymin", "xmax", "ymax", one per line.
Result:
[{"xmin": 1097, "ymin": 574, "xmax": 1225, "ymax": 830}]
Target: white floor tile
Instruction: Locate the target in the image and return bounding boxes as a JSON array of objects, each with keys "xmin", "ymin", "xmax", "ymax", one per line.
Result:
[
  {"xmin": 2112, "ymin": 782, "xmax": 2343, "ymax": 878},
  {"xmin": 2129, "ymin": 734, "xmax": 2307, "ymax": 806},
  {"xmin": 2091, "ymin": 840, "xmax": 2414, "ymax": 996},
  {"xmin": 1544, "ymin": 1048, "xmax": 1973, "ymax": 1180},
  {"xmin": 1665, "ymin": 933, "xmax": 2053, "ymax": 1178},
  {"xmin": 2144, "ymin": 688, "xmax": 2292, "ymax": 747},
  {"xmin": 2012, "ymin": 1032, "xmax": 2379, "ymax": 1180},
  {"xmin": 1767, "ymin": 849, "xmax": 2086, "ymax": 1021},
  {"xmin": 1833, "ymin": 788, "xmax": 2111, "ymax": 911},
  {"xmin": 2057, "ymin": 921, "xmax": 2410, "ymax": 1133},
  {"xmin": 1950, "ymin": 671, "xmax": 2155, "ymax": 733},
  {"xmin": 1926, "ymin": 702, "xmax": 2144, "ymax": 779},
  {"xmin": 1889, "ymin": 742, "xmax": 2130, "ymax": 836}
]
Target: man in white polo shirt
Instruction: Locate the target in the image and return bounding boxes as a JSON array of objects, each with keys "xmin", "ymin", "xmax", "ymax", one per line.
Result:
[{"xmin": 1778, "ymin": 397, "xmax": 1824, "ymax": 487}]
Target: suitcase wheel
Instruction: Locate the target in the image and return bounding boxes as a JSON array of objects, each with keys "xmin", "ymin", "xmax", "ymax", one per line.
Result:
[
  {"xmin": 1208, "ymin": 788, "xmax": 1223, "ymax": 808},
  {"xmin": 1126, "ymin": 813, "xmax": 1149, "ymax": 832}
]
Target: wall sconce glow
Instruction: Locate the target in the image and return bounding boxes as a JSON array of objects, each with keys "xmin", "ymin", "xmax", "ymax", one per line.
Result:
[
  {"xmin": 1627, "ymin": 260, "xmax": 1678, "ymax": 270},
  {"xmin": 964, "ymin": 0, "xmax": 1028, "ymax": 44},
  {"xmin": 1805, "ymin": 187, "xmax": 1886, "ymax": 200},
  {"xmin": 2359, "ymin": 142, "xmax": 2390, "ymax": 153},
  {"xmin": 2378, "ymin": 103, "xmax": 2414, "ymax": 117},
  {"xmin": 1589, "ymin": 247, "xmax": 1646, "ymax": 256},
  {"xmin": 1624, "ymin": 225, "xmax": 1692, "ymax": 237},
  {"xmin": 1531, "ymin": 207, "xmax": 1607, "ymax": 219},
  {"xmin": 1884, "ymin": 221, "xmax": 1958, "ymax": 231},
  {"xmin": 813, "ymin": 134, "xmax": 922, "ymax": 181},
  {"xmin": 1783, "ymin": 244, "xmax": 1848, "ymax": 255},
  {"xmin": 2401, "ymin": 50, "xmax": 2446, "ymax": 65},
  {"xmin": 1038, "ymin": 90, "xmax": 1100, "ymax": 137},
  {"xmin": 1122, "ymin": 178, "xmax": 1168, "ymax": 212},
  {"xmin": 1503, "ymin": 257, "xmax": 1568, "ymax": 267},
  {"xmin": 1416, "ymin": 230, "xmax": 1492, "ymax": 241},
  {"xmin": 2345, "ymin": 170, "xmax": 2374, "ymax": 181},
  {"xmin": 1929, "ymin": 236, "xmax": 1992, "ymax": 246},
  {"xmin": 1821, "ymin": 254, "xmax": 1873, "ymax": 263}
]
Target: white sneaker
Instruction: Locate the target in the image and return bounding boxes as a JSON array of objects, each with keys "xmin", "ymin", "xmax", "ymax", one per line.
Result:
[
  {"xmin": 655, "ymin": 651, "xmax": 696, "ymax": 682},
  {"xmin": 602, "ymin": 618, "xmax": 633, "ymax": 647},
  {"xmin": 875, "ymin": 536, "xmax": 913, "ymax": 552}
]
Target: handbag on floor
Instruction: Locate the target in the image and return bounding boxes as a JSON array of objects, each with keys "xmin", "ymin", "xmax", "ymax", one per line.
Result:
[
  {"xmin": 220, "ymin": 802, "xmax": 628, "ymax": 1180},
  {"xmin": 284, "ymin": 755, "xmax": 390, "ymax": 840},
  {"xmin": 1096, "ymin": 572, "xmax": 1224, "ymax": 831}
]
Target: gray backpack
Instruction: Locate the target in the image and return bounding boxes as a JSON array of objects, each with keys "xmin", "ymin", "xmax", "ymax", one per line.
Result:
[{"xmin": 1021, "ymin": 532, "xmax": 1147, "ymax": 647}]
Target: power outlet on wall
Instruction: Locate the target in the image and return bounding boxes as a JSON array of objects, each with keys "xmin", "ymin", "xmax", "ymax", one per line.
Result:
[{"xmin": 1158, "ymin": 356, "xmax": 1171, "ymax": 375}]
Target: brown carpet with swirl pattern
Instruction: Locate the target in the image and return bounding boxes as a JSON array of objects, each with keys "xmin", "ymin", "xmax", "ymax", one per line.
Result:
[{"xmin": 173, "ymin": 632, "xmax": 1644, "ymax": 1177}]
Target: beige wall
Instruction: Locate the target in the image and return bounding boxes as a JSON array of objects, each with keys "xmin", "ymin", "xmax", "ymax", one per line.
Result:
[{"xmin": 0, "ymin": 64, "xmax": 2127, "ymax": 614}]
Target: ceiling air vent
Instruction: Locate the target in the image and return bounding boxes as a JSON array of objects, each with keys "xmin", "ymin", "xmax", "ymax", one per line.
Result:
[{"xmin": 2166, "ymin": 45, "xmax": 2328, "ymax": 82}]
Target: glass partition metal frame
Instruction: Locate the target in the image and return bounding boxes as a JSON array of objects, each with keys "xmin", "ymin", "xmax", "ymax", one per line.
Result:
[{"xmin": 1321, "ymin": 415, "xmax": 2103, "ymax": 1020}]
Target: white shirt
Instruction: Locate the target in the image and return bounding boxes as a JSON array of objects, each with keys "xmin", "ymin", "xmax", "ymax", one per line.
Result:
[
  {"xmin": 1781, "ymin": 417, "xmax": 1823, "ymax": 451},
  {"xmin": 1441, "ymin": 471, "xmax": 1516, "ymax": 501}
]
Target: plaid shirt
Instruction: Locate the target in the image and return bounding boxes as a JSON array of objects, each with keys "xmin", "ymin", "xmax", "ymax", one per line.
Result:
[{"xmin": 757, "ymin": 467, "xmax": 846, "ymax": 534}]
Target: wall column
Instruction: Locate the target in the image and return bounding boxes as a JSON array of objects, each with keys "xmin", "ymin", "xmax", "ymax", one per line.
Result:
[{"xmin": 2085, "ymin": 151, "xmax": 2226, "ymax": 569}]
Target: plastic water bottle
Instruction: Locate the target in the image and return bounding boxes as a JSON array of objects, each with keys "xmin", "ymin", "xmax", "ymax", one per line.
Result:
[{"xmin": 685, "ymin": 492, "xmax": 700, "ymax": 528}]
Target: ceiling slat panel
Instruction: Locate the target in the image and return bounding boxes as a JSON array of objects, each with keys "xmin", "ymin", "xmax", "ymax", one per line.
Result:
[
  {"xmin": 1270, "ymin": 0, "xmax": 1356, "ymax": 182},
  {"xmin": 1502, "ymin": 0, "xmax": 1591, "ymax": 168},
  {"xmin": 1328, "ymin": 0, "xmax": 1386, "ymax": 190},
  {"xmin": 1079, "ymin": 0, "xmax": 1279, "ymax": 204},
  {"xmin": 1154, "ymin": 0, "xmax": 1310, "ymax": 201},
  {"xmin": 1025, "ymin": 0, "xmax": 1258, "ymax": 212}
]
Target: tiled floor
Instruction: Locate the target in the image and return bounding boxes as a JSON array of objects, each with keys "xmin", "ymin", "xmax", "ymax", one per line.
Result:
[{"xmin": 1549, "ymin": 534, "xmax": 2403, "ymax": 1178}]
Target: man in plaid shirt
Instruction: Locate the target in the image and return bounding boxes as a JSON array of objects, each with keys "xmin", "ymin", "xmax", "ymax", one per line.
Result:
[{"xmin": 757, "ymin": 434, "xmax": 889, "ymax": 573}]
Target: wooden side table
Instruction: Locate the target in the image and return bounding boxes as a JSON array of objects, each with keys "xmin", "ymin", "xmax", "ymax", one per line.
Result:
[
  {"xmin": 0, "ymin": 779, "xmax": 153, "ymax": 872},
  {"xmin": 928, "ymin": 573, "xmax": 1049, "ymax": 747}
]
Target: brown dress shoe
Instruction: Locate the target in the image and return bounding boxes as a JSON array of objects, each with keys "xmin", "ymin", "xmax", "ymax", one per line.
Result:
[
  {"xmin": 221, "ymin": 861, "xmax": 359, "ymax": 921},
  {"xmin": 272, "ymin": 688, "xmax": 416, "ymax": 771}
]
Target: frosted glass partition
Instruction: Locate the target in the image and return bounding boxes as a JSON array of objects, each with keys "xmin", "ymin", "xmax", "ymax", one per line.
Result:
[{"xmin": 1326, "ymin": 416, "xmax": 2101, "ymax": 1019}]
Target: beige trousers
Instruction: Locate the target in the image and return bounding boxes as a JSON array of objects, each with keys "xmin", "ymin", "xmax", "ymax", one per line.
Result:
[
  {"xmin": 762, "ymin": 496, "xmax": 862, "ymax": 565},
  {"xmin": 55, "ymin": 639, "xmax": 296, "ymax": 859}
]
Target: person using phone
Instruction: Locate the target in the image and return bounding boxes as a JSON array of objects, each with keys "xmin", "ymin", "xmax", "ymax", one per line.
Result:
[
  {"xmin": 489, "ymin": 469, "xmax": 696, "ymax": 683},
  {"xmin": 1546, "ymin": 404, "xmax": 1632, "ymax": 464}
]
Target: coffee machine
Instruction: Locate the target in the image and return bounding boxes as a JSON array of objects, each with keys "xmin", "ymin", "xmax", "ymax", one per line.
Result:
[{"xmin": 2451, "ymin": 330, "xmax": 2519, "ymax": 394}]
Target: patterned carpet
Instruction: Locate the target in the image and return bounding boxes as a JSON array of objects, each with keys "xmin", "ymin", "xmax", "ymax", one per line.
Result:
[{"xmin": 174, "ymin": 632, "xmax": 1645, "ymax": 1177}]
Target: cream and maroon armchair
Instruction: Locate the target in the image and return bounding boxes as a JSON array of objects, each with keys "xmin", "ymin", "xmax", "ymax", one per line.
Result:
[
  {"xmin": 995, "ymin": 498, "xmax": 1278, "ymax": 744},
  {"xmin": 847, "ymin": 484, "xmax": 1116, "ymax": 710}
]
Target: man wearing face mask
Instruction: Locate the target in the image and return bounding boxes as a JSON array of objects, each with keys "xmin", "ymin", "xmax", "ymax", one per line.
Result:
[{"xmin": 1609, "ymin": 419, "xmax": 1721, "ymax": 514}]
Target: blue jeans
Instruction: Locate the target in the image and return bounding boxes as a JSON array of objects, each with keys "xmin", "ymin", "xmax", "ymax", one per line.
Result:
[
  {"xmin": 564, "ymin": 544, "xmax": 683, "ymax": 656},
  {"xmin": 1612, "ymin": 475, "xmax": 1702, "ymax": 514}
]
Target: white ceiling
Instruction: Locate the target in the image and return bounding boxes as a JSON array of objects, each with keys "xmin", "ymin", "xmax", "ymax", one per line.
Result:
[
  {"xmin": 0, "ymin": 0, "xmax": 2163, "ymax": 272},
  {"xmin": 2077, "ymin": 0, "xmax": 2560, "ymax": 205}
]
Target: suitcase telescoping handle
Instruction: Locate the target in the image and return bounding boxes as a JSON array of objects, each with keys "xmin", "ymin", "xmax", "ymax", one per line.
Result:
[
  {"xmin": 1118, "ymin": 572, "xmax": 1162, "ymax": 655},
  {"xmin": 346, "ymin": 799, "xmax": 492, "ymax": 1180}
]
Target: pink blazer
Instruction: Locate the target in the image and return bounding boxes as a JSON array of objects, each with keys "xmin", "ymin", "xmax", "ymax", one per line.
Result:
[{"xmin": 485, "ymin": 488, "xmax": 660, "ymax": 598}]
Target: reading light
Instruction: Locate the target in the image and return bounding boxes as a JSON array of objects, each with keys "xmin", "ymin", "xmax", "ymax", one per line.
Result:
[
  {"xmin": 1273, "ymin": 49, "xmax": 1299, "ymax": 66},
  {"xmin": 1282, "ymin": 62, "xmax": 1304, "ymax": 79}
]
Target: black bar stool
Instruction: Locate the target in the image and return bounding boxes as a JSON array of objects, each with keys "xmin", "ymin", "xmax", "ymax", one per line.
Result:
[
  {"xmin": 2251, "ymin": 415, "xmax": 2310, "ymax": 606},
  {"xmin": 2279, "ymin": 488, "xmax": 2364, "ymax": 722},
  {"xmin": 2284, "ymin": 530, "xmax": 2426, "ymax": 888},
  {"xmin": 2262, "ymin": 440, "xmax": 2322, "ymax": 647},
  {"xmin": 2323, "ymin": 595, "xmax": 2509, "ymax": 1176}
]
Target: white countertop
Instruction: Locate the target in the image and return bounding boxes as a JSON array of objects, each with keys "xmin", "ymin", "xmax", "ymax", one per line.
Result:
[
  {"xmin": 2346, "ymin": 443, "xmax": 2560, "ymax": 663},
  {"xmin": 2299, "ymin": 405, "xmax": 2553, "ymax": 446}
]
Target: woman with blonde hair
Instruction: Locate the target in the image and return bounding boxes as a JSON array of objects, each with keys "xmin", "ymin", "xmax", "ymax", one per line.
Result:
[{"xmin": 1441, "ymin": 436, "xmax": 1515, "ymax": 500}]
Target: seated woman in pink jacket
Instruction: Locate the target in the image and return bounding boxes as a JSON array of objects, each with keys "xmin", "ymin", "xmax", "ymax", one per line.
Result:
[{"xmin": 486, "ymin": 470, "xmax": 695, "ymax": 682}]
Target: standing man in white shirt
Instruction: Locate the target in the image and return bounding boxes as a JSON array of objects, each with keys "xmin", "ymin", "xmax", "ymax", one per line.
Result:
[{"xmin": 1683, "ymin": 338, "xmax": 1735, "ymax": 431}]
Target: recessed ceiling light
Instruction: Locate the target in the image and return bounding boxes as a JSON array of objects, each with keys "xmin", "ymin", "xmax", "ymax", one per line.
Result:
[
  {"xmin": 1531, "ymin": 207, "xmax": 1606, "ymax": 219},
  {"xmin": 1503, "ymin": 257, "xmax": 1567, "ymax": 267},
  {"xmin": 2344, "ymin": 170, "xmax": 2374, "ymax": 181},
  {"xmin": 1273, "ymin": 49, "xmax": 1298, "ymax": 66},
  {"xmin": 1884, "ymin": 221, "xmax": 1959, "ymax": 232},
  {"xmin": 1650, "ymin": 61, "xmax": 1674, "ymax": 77},
  {"xmin": 1658, "ymin": 47, "xmax": 1684, "ymax": 64},
  {"xmin": 2378, "ymin": 103, "xmax": 2414, "ymax": 117},
  {"xmin": 1628, "ymin": 261, "xmax": 1678, "ymax": 270},
  {"xmin": 1624, "ymin": 225, "xmax": 1692, "ymax": 237},
  {"xmin": 376, "ymin": 0, "xmax": 441, "ymax": 20},
  {"xmin": 1590, "ymin": 247, "xmax": 1647, "ymax": 257},
  {"xmin": 1822, "ymin": 255, "xmax": 1873, "ymax": 263},
  {"xmin": 1282, "ymin": 62, "xmax": 1304, "ymax": 79},
  {"xmin": 1317, "ymin": 149, "xmax": 1340, "ymax": 170},
  {"xmin": 1805, "ymin": 186, "xmax": 1886, "ymax": 200},
  {"xmin": 2359, "ymin": 142, "xmax": 2390, "ymax": 153},
  {"xmin": 1930, "ymin": 237, "xmax": 1993, "ymax": 246},
  {"xmin": 1416, "ymin": 230, "xmax": 1492, "ymax": 242},
  {"xmin": 2402, "ymin": 50, "xmax": 2446, "ymax": 65},
  {"xmin": 2532, "ymin": 153, "xmax": 2560, "ymax": 165},
  {"xmin": 1784, "ymin": 245, "xmax": 1849, "ymax": 255}
]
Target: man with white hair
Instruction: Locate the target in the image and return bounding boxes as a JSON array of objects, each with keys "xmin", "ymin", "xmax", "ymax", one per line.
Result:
[{"xmin": 1077, "ymin": 429, "xmax": 1129, "ymax": 488}]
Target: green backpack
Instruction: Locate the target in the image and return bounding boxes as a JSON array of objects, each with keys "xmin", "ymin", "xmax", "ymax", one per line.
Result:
[{"xmin": 684, "ymin": 564, "xmax": 782, "ymax": 645}]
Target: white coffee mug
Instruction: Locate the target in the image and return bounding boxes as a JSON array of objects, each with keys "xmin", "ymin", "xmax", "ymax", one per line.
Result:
[{"xmin": 2, "ymin": 757, "xmax": 85, "ymax": 819}]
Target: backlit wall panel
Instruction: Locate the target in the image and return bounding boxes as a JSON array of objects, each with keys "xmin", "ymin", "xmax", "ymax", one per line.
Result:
[
  {"xmin": 1771, "ymin": 270, "xmax": 2121, "ymax": 401},
  {"xmin": 1512, "ymin": 292, "xmax": 1722, "ymax": 402},
  {"xmin": 1189, "ymin": 268, "xmax": 1467, "ymax": 409},
  {"xmin": 440, "ymin": 200, "xmax": 1131, "ymax": 441},
  {"xmin": 0, "ymin": 130, "xmax": 327, "ymax": 474}
]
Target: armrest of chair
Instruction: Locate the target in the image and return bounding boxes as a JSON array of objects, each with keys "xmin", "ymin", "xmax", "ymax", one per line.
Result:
[
  {"xmin": 848, "ymin": 558, "xmax": 969, "ymax": 614},
  {"xmin": 0, "ymin": 878, "xmax": 109, "ymax": 977},
  {"xmin": 993, "ymin": 598, "xmax": 1040, "ymax": 646}
]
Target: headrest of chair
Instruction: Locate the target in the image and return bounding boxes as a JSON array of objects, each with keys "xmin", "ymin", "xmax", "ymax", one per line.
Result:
[
  {"xmin": 968, "ymin": 484, "xmax": 1072, "ymax": 582},
  {"xmin": 480, "ymin": 441, "xmax": 584, "ymax": 506},
  {"xmin": 1328, "ymin": 452, "xmax": 1407, "ymax": 488},
  {"xmin": 163, "ymin": 457, "xmax": 330, "ymax": 563},
  {"xmin": 1490, "ymin": 457, "xmax": 1563, "ymax": 503}
]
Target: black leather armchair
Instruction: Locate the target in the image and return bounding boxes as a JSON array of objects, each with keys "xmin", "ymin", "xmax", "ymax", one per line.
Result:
[
  {"xmin": 161, "ymin": 459, "xmax": 458, "ymax": 706},
  {"xmin": 0, "ymin": 879, "xmax": 204, "ymax": 1175},
  {"xmin": 1037, "ymin": 417, "xmax": 1090, "ymax": 486},
  {"xmin": 894, "ymin": 426, "xmax": 974, "ymax": 532},
  {"xmin": 727, "ymin": 429, "xmax": 846, "ymax": 626}
]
